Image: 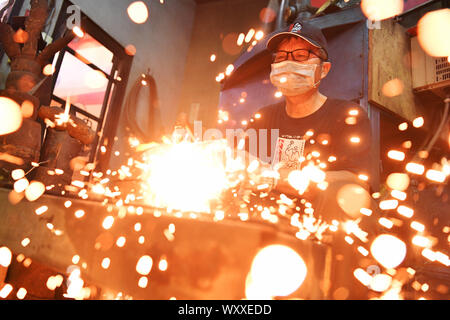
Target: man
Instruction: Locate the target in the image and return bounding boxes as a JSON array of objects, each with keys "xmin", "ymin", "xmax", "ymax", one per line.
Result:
[
  {"xmin": 243, "ymin": 20, "xmax": 375, "ymax": 299},
  {"xmin": 246, "ymin": 19, "xmax": 373, "ymax": 223}
]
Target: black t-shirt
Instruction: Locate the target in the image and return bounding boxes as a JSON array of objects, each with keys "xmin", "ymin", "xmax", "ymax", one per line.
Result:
[{"xmin": 245, "ymin": 98, "xmax": 372, "ymax": 176}]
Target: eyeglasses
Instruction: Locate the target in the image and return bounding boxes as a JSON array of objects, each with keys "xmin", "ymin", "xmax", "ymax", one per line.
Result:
[{"xmin": 272, "ymin": 49, "xmax": 321, "ymax": 63}]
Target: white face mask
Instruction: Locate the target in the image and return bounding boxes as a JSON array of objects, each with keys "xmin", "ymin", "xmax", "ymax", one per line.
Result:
[{"xmin": 270, "ymin": 60, "xmax": 321, "ymax": 96}]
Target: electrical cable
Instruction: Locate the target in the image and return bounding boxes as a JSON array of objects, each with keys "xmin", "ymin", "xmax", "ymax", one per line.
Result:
[{"xmin": 124, "ymin": 72, "xmax": 163, "ymax": 143}]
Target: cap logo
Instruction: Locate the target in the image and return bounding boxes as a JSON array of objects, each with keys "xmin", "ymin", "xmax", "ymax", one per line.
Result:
[{"xmin": 290, "ymin": 22, "xmax": 302, "ymax": 33}]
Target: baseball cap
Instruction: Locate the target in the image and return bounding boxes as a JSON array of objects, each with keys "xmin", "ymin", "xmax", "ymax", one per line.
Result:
[{"xmin": 266, "ymin": 19, "xmax": 329, "ymax": 60}]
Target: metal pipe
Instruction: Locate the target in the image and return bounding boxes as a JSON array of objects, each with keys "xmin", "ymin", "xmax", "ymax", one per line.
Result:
[{"xmin": 276, "ymin": 0, "xmax": 288, "ymax": 29}]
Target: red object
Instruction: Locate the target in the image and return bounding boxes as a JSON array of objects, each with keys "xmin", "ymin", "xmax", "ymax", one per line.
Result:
[{"xmin": 311, "ymin": 0, "xmax": 328, "ymax": 7}]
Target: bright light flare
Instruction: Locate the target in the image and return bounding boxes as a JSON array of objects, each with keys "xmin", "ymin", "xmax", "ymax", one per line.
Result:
[
  {"xmin": 370, "ymin": 234, "xmax": 407, "ymax": 269},
  {"xmin": 245, "ymin": 245, "xmax": 307, "ymax": 299},
  {"xmin": 142, "ymin": 141, "xmax": 229, "ymax": 213}
]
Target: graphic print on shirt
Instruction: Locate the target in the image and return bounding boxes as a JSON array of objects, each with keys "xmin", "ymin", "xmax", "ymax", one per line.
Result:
[{"xmin": 272, "ymin": 135, "xmax": 305, "ymax": 170}]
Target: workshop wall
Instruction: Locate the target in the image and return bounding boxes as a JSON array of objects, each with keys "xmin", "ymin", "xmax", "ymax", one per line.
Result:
[
  {"xmin": 178, "ymin": 0, "xmax": 270, "ymax": 129},
  {"xmin": 71, "ymin": 0, "xmax": 197, "ymax": 167}
]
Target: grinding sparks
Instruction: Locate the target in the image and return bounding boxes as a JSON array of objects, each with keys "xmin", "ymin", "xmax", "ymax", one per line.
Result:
[
  {"xmin": 411, "ymin": 221, "xmax": 425, "ymax": 233},
  {"xmin": 350, "ymin": 136, "xmax": 361, "ymax": 144},
  {"xmin": 397, "ymin": 205, "xmax": 414, "ymax": 218},
  {"xmin": 102, "ymin": 216, "xmax": 115, "ymax": 230},
  {"xmin": 136, "ymin": 255, "xmax": 153, "ymax": 276},
  {"xmin": 370, "ymin": 235, "xmax": 407, "ymax": 269},
  {"xmin": 138, "ymin": 276, "xmax": 149, "ymax": 288},
  {"xmin": 116, "ymin": 236, "xmax": 126, "ymax": 248},
  {"xmin": 101, "ymin": 258, "xmax": 111, "ymax": 269},
  {"xmin": 412, "ymin": 235, "xmax": 431, "ymax": 248},
  {"xmin": 412, "ymin": 117, "xmax": 424, "ymax": 128},
  {"xmin": 74, "ymin": 210, "xmax": 85, "ymax": 219},
  {"xmin": 21, "ymin": 238, "xmax": 31, "ymax": 247},
  {"xmin": 406, "ymin": 162, "xmax": 425, "ymax": 175},
  {"xmin": 24, "ymin": 181, "xmax": 45, "ymax": 202},
  {"xmin": 387, "ymin": 150, "xmax": 405, "ymax": 161},
  {"xmin": 0, "ymin": 284, "xmax": 13, "ymax": 299},
  {"xmin": 0, "ymin": 247, "xmax": 12, "ymax": 267},
  {"xmin": 379, "ymin": 199, "xmax": 398, "ymax": 210},
  {"xmin": 35, "ymin": 205, "xmax": 48, "ymax": 216},
  {"xmin": 425, "ymin": 170, "xmax": 446, "ymax": 183}
]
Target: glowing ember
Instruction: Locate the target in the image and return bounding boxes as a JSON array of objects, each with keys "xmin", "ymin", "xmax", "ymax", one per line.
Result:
[
  {"xmin": 412, "ymin": 117, "xmax": 424, "ymax": 128},
  {"xmin": 21, "ymin": 238, "xmax": 30, "ymax": 247},
  {"xmin": 387, "ymin": 150, "xmax": 405, "ymax": 161},
  {"xmin": 16, "ymin": 288, "xmax": 27, "ymax": 300},
  {"xmin": 0, "ymin": 247, "xmax": 12, "ymax": 267},
  {"xmin": 102, "ymin": 216, "xmax": 115, "ymax": 230},
  {"xmin": 245, "ymin": 245, "xmax": 307, "ymax": 299},
  {"xmin": 0, "ymin": 284, "xmax": 13, "ymax": 299},
  {"xmin": 158, "ymin": 258, "xmax": 168, "ymax": 271},
  {"xmin": 138, "ymin": 276, "xmax": 148, "ymax": 288},
  {"xmin": 245, "ymin": 29, "xmax": 255, "ymax": 43},
  {"xmin": 354, "ymin": 268, "xmax": 372, "ymax": 286},
  {"xmin": 101, "ymin": 258, "xmax": 111, "ymax": 269},
  {"xmin": 24, "ymin": 181, "xmax": 45, "ymax": 202},
  {"xmin": 74, "ymin": 210, "xmax": 85, "ymax": 219},
  {"xmin": 391, "ymin": 190, "xmax": 407, "ymax": 201},
  {"xmin": 0, "ymin": 97, "xmax": 23, "ymax": 135},
  {"xmin": 72, "ymin": 255, "xmax": 80, "ymax": 264},
  {"xmin": 370, "ymin": 234, "xmax": 407, "ymax": 269},
  {"xmin": 350, "ymin": 136, "xmax": 361, "ymax": 144},
  {"xmin": 116, "ymin": 236, "xmax": 126, "ymax": 248},
  {"xmin": 379, "ymin": 199, "xmax": 399, "ymax": 210},
  {"xmin": 127, "ymin": 1, "xmax": 149, "ymax": 24},
  {"xmin": 412, "ymin": 235, "xmax": 431, "ymax": 248},
  {"xmin": 398, "ymin": 122, "xmax": 408, "ymax": 131},
  {"xmin": 10, "ymin": 169, "xmax": 24, "ymax": 181},
  {"xmin": 406, "ymin": 162, "xmax": 425, "ymax": 175},
  {"xmin": 136, "ymin": 255, "xmax": 153, "ymax": 276},
  {"xmin": 425, "ymin": 170, "xmax": 446, "ymax": 183},
  {"xmin": 397, "ymin": 205, "xmax": 414, "ymax": 218},
  {"xmin": 411, "ymin": 221, "xmax": 425, "ymax": 233}
]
